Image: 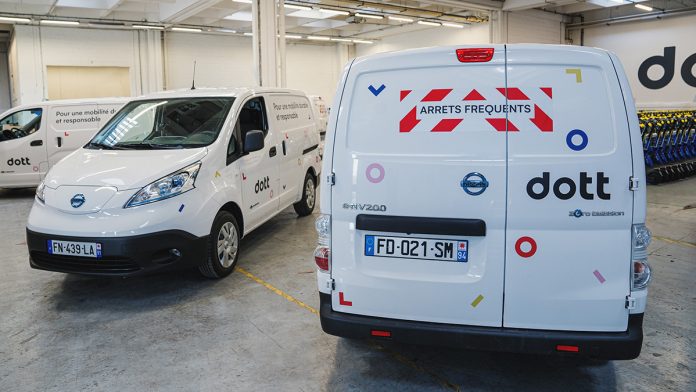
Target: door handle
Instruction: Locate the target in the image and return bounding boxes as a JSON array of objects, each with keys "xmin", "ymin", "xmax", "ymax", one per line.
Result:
[
  {"xmin": 30, "ymin": 140, "xmax": 43, "ymax": 147},
  {"xmin": 282, "ymin": 140, "xmax": 287, "ymax": 155},
  {"xmin": 269, "ymin": 146, "xmax": 277, "ymax": 157},
  {"xmin": 56, "ymin": 137, "xmax": 62, "ymax": 147}
]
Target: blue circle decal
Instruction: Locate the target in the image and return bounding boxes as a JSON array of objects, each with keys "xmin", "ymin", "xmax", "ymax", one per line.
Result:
[{"xmin": 566, "ymin": 129, "xmax": 588, "ymax": 151}]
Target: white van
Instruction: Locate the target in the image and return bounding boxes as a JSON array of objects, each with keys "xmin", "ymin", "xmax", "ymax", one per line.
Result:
[
  {"xmin": 26, "ymin": 88, "xmax": 321, "ymax": 278},
  {"xmin": 0, "ymin": 98, "xmax": 127, "ymax": 189},
  {"xmin": 315, "ymin": 45, "xmax": 651, "ymax": 359},
  {"xmin": 308, "ymin": 95, "xmax": 328, "ymax": 156}
]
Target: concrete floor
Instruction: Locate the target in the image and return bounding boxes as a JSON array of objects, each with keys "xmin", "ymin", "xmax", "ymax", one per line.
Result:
[{"xmin": 0, "ymin": 178, "xmax": 694, "ymax": 392}]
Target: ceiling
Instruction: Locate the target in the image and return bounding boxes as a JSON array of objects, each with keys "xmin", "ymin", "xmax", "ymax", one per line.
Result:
[
  {"xmin": 0, "ymin": 0, "xmax": 693, "ymax": 40},
  {"xmin": 0, "ymin": 0, "xmax": 492, "ymax": 41}
]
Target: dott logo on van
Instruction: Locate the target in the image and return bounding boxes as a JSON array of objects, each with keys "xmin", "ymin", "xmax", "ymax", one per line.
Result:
[
  {"xmin": 526, "ymin": 172, "xmax": 610, "ymax": 200},
  {"xmin": 70, "ymin": 194, "xmax": 86, "ymax": 208},
  {"xmin": 460, "ymin": 172, "xmax": 489, "ymax": 196},
  {"xmin": 255, "ymin": 177, "xmax": 270, "ymax": 193},
  {"xmin": 7, "ymin": 157, "xmax": 31, "ymax": 166}
]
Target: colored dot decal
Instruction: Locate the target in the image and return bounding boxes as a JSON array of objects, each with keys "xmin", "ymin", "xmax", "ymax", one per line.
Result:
[
  {"xmin": 471, "ymin": 294, "xmax": 484, "ymax": 308},
  {"xmin": 178, "ymin": 204, "xmax": 185, "ymax": 213},
  {"xmin": 593, "ymin": 270, "xmax": 606, "ymax": 284},
  {"xmin": 515, "ymin": 236, "xmax": 537, "ymax": 258},
  {"xmin": 365, "ymin": 163, "xmax": 385, "ymax": 184},
  {"xmin": 566, "ymin": 129, "xmax": 588, "ymax": 151}
]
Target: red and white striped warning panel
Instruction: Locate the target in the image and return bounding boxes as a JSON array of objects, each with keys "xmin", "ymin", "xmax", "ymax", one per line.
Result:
[{"xmin": 399, "ymin": 87, "xmax": 554, "ymax": 133}]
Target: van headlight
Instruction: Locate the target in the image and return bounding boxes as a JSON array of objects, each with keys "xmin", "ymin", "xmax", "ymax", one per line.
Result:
[
  {"xmin": 124, "ymin": 162, "xmax": 201, "ymax": 208},
  {"xmin": 36, "ymin": 181, "xmax": 46, "ymax": 203}
]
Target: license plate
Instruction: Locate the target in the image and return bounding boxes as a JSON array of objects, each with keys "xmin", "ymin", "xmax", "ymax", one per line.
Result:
[
  {"xmin": 47, "ymin": 240, "xmax": 102, "ymax": 258},
  {"xmin": 364, "ymin": 235, "xmax": 468, "ymax": 262}
]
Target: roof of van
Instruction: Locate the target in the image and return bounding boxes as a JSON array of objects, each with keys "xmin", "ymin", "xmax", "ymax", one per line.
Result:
[
  {"xmin": 135, "ymin": 87, "xmax": 307, "ymax": 100},
  {"xmin": 352, "ymin": 43, "xmax": 611, "ymax": 64}
]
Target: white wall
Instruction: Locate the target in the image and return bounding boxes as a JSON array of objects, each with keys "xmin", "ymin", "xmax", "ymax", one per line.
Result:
[
  {"xmin": 9, "ymin": 25, "xmax": 163, "ymax": 106},
  {"xmin": 577, "ymin": 14, "xmax": 696, "ymax": 108},
  {"xmin": 164, "ymin": 32, "xmax": 345, "ymax": 105},
  {"xmin": 164, "ymin": 32, "xmax": 255, "ymax": 90},
  {"xmin": 0, "ymin": 41, "xmax": 10, "ymax": 112},
  {"xmin": 356, "ymin": 22, "xmax": 490, "ymax": 57},
  {"xmin": 504, "ymin": 10, "xmax": 564, "ymax": 44}
]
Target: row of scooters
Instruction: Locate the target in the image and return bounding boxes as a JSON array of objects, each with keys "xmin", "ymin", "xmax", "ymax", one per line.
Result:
[{"xmin": 639, "ymin": 109, "xmax": 696, "ymax": 184}]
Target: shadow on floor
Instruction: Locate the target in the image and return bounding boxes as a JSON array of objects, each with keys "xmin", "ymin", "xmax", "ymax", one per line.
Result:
[
  {"xmin": 47, "ymin": 269, "xmax": 224, "ymax": 315},
  {"xmin": 325, "ymin": 338, "xmax": 617, "ymax": 391}
]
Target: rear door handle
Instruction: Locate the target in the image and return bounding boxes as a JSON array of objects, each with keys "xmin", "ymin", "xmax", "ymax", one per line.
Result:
[
  {"xmin": 282, "ymin": 140, "xmax": 287, "ymax": 155},
  {"xmin": 30, "ymin": 140, "xmax": 43, "ymax": 147},
  {"xmin": 56, "ymin": 137, "xmax": 62, "ymax": 147},
  {"xmin": 269, "ymin": 146, "xmax": 277, "ymax": 157}
]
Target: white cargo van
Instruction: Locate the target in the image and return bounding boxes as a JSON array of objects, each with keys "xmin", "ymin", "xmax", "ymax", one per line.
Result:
[
  {"xmin": 315, "ymin": 45, "xmax": 651, "ymax": 359},
  {"xmin": 0, "ymin": 98, "xmax": 127, "ymax": 189},
  {"xmin": 26, "ymin": 88, "xmax": 321, "ymax": 278},
  {"xmin": 308, "ymin": 95, "xmax": 328, "ymax": 156}
]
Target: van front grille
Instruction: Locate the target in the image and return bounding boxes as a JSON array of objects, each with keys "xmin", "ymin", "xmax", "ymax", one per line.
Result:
[{"xmin": 30, "ymin": 252, "xmax": 141, "ymax": 274}]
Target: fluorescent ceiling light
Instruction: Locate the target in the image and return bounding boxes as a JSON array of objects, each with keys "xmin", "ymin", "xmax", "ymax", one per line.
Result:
[
  {"xmin": 442, "ymin": 22, "xmax": 463, "ymax": 28},
  {"xmin": 320, "ymin": 9, "xmax": 350, "ymax": 15},
  {"xmin": 41, "ymin": 20, "xmax": 79, "ymax": 25},
  {"xmin": 172, "ymin": 27, "xmax": 201, "ymax": 32},
  {"xmin": 330, "ymin": 37, "xmax": 353, "ymax": 42},
  {"xmin": 216, "ymin": 28, "xmax": 237, "ymax": 33},
  {"xmin": 233, "ymin": 0, "xmax": 253, "ymax": 3},
  {"xmin": 133, "ymin": 24, "xmax": 164, "ymax": 30},
  {"xmin": 285, "ymin": 34, "xmax": 302, "ymax": 39},
  {"xmin": 417, "ymin": 20, "xmax": 440, "ymax": 26},
  {"xmin": 388, "ymin": 16, "xmax": 413, "ymax": 23},
  {"xmin": 307, "ymin": 35, "xmax": 331, "ymax": 41},
  {"xmin": 635, "ymin": 3, "xmax": 653, "ymax": 10},
  {"xmin": 355, "ymin": 12, "xmax": 383, "ymax": 20},
  {"xmin": 285, "ymin": 4, "xmax": 311, "ymax": 11},
  {"xmin": 243, "ymin": 32, "xmax": 253, "ymax": 36},
  {"xmin": 0, "ymin": 16, "xmax": 32, "ymax": 23},
  {"xmin": 353, "ymin": 39, "xmax": 373, "ymax": 44}
]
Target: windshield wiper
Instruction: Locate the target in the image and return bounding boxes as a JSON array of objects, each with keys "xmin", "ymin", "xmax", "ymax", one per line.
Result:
[{"xmin": 85, "ymin": 142, "xmax": 128, "ymax": 150}]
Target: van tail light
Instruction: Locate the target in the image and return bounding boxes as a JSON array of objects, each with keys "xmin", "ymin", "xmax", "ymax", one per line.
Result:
[
  {"xmin": 314, "ymin": 246, "xmax": 330, "ymax": 272},
  {"xmin": 314, "ymin": 214, "xmax": 331, "ymax": 272},
  {"xmin": 631, "ymin": 224, "xmax": 652, "ymax": 290},
  {"xmin": 456, "ymin": 48, "xmax": 494, "ymax": 63},
  {"xmin": 556, "ymin": 345, "xmax": 579, "ymax": 353},
  {"xmin": 371, "ymin": 330, "xmax": 391, "ymax": 338}
]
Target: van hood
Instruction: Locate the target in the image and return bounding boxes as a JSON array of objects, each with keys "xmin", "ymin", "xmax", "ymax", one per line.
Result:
[{"xmin": 44, "ymin": 148, "xmax": 208, "ymax": 191}]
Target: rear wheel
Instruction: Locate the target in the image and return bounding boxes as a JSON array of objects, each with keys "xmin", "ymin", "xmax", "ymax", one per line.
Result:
[
  {"xmin": 293, "ymin": 172, "xmax": 316, "ymax": 217},
  {"xmin": 199, "ymin": 211, "xmax": 240, "ymax": 279}
]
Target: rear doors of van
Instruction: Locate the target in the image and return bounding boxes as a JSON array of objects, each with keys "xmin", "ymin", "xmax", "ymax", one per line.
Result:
[{"xmin": 328, "ymin": 45, "xmax": 634, "ymax": 331}]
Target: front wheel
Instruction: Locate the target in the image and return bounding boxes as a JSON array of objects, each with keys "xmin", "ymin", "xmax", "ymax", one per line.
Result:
[
  {"xmin": 199, "ymin": 211, "xmax": 240, "ymax": 279},
  {"xmin": 293, "ymin": 173, "xmax": 316, "ymax": 217}
]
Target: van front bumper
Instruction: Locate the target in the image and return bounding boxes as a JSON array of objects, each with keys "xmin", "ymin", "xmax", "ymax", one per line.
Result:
[
  {"xmin": 27, "ymin": 229, "xmax": 208, "ymax": 276},
  {"xmin": 319, "ymin": 293, "xmax": 643, "ymax": 360}
]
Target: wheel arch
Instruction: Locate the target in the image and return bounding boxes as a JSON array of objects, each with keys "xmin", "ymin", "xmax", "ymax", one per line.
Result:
[{"xmin": 219, "ymin": 201, "xmax": 245, "ymax": 238}]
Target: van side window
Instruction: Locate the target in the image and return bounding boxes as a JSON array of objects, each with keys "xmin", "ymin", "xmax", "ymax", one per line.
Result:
[
  {"xmin": 226, "ymin": 125, "xmax": 240, "ymax": 165},
  {"xmin": 0, "ymin": 109, "xmax": 42, "ymax": 142},
  {"xmin": 237, "ymin": 97, "xmax": 268, "ymax": 144}
]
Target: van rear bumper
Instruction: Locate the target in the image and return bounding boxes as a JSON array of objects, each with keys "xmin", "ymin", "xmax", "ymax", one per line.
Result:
[
  {"xmin": 319, "ymin": 293, "xmax": 643, "ymax": 360},
  {"xmin": 27, "ymin": 228, "xmax": 208, "ymax": 276}
]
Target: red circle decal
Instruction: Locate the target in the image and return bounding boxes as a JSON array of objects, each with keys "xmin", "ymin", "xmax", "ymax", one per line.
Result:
[{"xmin": 515, "ymin": 236, "xmax": 537, "ymax": 258}]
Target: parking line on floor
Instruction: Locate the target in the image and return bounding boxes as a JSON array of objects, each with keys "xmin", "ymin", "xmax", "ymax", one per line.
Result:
[
  {"xmin": 236, "ymin": 266, "xmax": 460, "ymax": 391},
  {"xmin": 653, "ymin": 235, "xmax": 696, "ymax": 249}
]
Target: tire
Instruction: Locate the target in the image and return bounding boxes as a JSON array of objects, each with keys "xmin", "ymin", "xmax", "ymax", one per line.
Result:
[
  {"xmin": 293, "ymin": 172, "xmax": 316, "ymax": 217},
  {"xmin": 198, "ymin": 211, "xmax": 240, "ymax": 279}
]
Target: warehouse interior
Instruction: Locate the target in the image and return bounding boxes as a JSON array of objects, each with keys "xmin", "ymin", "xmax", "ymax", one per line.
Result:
[{"xmin": 0, "ymin": 0, "xmax": 695, "ymax": 390}]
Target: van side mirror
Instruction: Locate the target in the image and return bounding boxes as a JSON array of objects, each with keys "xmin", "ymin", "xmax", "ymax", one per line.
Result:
[{"xmin": 243, "ymin": 130, "xmax": 265, "ymax": 153}]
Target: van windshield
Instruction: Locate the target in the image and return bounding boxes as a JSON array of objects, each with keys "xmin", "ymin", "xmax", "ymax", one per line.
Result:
[{"xmin": 87, "ymin": 97, "xmax": 234, "ymax": 150}]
